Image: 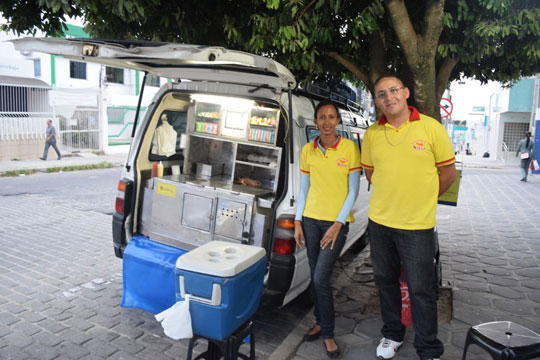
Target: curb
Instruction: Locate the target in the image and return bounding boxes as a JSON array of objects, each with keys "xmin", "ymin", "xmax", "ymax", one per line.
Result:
[
  {"xmin": 268, "ymin": 249, "xmax": 368, "ymax": 360},
  {"xmin": 0, "ymin": 161, "xmax": 124, "ymax": 177},
  {"xmin": 268, "ymin": 312, "xmax": 312, "ymax": 360}
]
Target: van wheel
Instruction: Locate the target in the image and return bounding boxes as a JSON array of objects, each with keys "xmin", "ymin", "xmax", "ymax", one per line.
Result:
[{"xmin": 349, "ymin": 230, "xmax": 369, "ymax": 254}]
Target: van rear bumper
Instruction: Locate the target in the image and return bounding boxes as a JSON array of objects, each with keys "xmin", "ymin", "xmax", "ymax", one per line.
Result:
[
  {"xmin": 112, "ymin": 212, "xmax": 126, "ymax": 258},
  {"xmin": 263, "ymin": 253, "xmax": 296, "ymax": 307}
]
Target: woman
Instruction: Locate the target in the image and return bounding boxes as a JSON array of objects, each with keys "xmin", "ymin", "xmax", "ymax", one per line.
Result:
[
  {"xmin": 516, "ymin": 131, "xmax": 535, "ymax": 182},
  {"xmin": 294, "ymin": 99, "xmax": 361, "ymax": 359}
]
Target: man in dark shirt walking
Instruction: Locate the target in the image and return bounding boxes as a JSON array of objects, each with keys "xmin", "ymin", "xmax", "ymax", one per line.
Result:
[{"xmin": 40, "ymin": 119, "xmax": 61, "ymax": 160}]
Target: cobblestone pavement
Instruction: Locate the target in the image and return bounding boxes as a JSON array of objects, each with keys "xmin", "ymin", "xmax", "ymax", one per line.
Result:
[
  {"xmin": 286, "ymin": 166, "xmax": 540, "ymax": 359},
  {"xmin": 0, "ymin": 168, "xmax": 310, "ymax": 360},
  {"xmin": 2, "ymin": 154, "xmax": 540, "ymax": 359}
]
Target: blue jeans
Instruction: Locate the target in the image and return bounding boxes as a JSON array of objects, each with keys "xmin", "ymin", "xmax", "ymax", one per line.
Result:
[
  {"xmin": 302, "ymin": 217, "xmax": 349, "ymax": 339},
  {"xmin": 368, "ymin": 220, "xmax": 443, "ymax": 359},
  {"xmin": 521, "ymin": 158, "xmax": 532, "ymax": 180}
]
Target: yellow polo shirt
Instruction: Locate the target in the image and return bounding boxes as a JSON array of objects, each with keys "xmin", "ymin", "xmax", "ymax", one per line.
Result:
[
  {"xmin": 361, "ymin": 107, "xmax": 455, "ymax": 230},
  {"xmin": 300, "ymin": 136, "xmax": 362, "ymax": 222}
]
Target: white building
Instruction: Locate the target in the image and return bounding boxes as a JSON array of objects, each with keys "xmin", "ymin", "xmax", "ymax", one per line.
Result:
[
  {"xmin": 0, "ymin": 24, "xmax": 162, "ymax": 160},
  {"xmin": 444, "ymin": 77, "xmax": 537, "ymax": 163},
  {"xmin": 443, "ymin": 79, "xmax": 500, "ymax": 156}
]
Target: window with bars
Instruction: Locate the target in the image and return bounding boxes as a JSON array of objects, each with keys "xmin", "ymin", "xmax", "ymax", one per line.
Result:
[
  {"xmin": 70, "ymin": 61, "xmax": 87, "ymax": 79},
  {"xmin": 503, "ymin": 122, "xmax": 529, "ymax": 151},
  {"xmin": 106, "ymin": 67, "xmax": 124, "ymax": 84}
]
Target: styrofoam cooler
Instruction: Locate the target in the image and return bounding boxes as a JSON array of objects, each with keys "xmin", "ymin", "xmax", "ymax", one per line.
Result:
[{"xmin": 175, "ymin": 241, "xmax": 266, "ymax": 340}]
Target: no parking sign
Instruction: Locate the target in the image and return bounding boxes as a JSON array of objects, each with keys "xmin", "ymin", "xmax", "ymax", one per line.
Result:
[{"xmin": 440, "ymin": 98, "xmax": 453, "ymax": 119}]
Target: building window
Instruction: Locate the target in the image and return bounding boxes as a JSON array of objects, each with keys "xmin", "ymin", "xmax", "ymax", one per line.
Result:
[
  {"xmin": 70, "ymin": 61, "xmax": 87, "ymax": 79},
  {"xmin": 106, "ymin": 67, "xmax": 124, "ymax": 84},
  {"xmin": 503, "ymin": 122, "xmax": 529, "ymax": 152},
  {"xmin": 33, "ymin": 59, "xmax": 41, "ymax": 77},
  {"xmin": 146, "ymin": 74, "xmax": 160, "ymax": 87}
]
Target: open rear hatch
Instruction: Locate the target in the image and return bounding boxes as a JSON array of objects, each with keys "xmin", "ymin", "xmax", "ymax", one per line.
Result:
[{"xmin": 11, "ymin": 37, "xmax": 296, "ymax": 89}]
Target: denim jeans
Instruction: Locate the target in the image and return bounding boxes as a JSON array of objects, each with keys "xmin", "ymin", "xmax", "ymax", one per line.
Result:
[
  {"xmin": 521, "ymin": 158, "xmax": 532, "ymax": 180},
  {"xmin": 302, "ymin": 217, "xmax": 349, "ymax": 339},
  {"xmin": 368, "ymin": 219, "xmax": 443, "ymax": 359}
]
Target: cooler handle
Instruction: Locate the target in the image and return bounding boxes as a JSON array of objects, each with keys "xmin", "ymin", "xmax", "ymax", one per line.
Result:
[{"xmin": 179, "ymin": 275, "xmax": 222, "ymax": 306}]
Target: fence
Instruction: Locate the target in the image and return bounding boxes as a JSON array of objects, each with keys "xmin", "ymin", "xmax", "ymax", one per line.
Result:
[
  {"xmin": 57, "ymin": 108, "xmax": 101, "ymax": 152},
  {"xmin": 0, "ymin": 113, "xmax": 55, "ymax": 141}
]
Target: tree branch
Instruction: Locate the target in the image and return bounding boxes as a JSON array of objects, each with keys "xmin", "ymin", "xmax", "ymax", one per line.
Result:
[
  {"xmin": 325, "ymin": 51, "xmax": 370, "ymax": 86},
  {"xmin": 436, "ymin": 56, "xmax": 459, "ymax": 100},
  {"xmin": 423, "ymin": 0, "xmax": 446, "ymax": 58},
  {"xmin": 385, "ymin": 0, "xmax": 419, "ymax": 67},
  {"xmin": 295, "ymin": 0, "xmax": 317, "ymax": 25}
]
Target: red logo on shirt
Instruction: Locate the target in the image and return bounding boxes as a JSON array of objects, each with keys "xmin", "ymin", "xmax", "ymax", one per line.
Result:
[
  {"xmin": 412, "ymin": 140, "xmax": 426, "ymax": 151},
  {"xmin": 337, "ymin": 158, "xmax": 348, "ymax": 167}
]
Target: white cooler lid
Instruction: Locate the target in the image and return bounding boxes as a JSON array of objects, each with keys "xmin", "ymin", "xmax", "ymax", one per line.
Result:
[{"xmin": 176, "ymin": 241, "xmax": 266, "ymax": 277}]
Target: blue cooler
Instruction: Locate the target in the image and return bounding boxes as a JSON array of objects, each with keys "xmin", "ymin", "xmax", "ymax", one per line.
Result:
[{"xmin": 175, "ymin": 241, "xmax": 266, "ymax": 340}]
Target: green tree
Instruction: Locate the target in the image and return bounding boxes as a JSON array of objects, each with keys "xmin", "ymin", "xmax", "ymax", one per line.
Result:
[{"xmin": 2, "ymin": 0, "xmax": 539, "ymax": 120}]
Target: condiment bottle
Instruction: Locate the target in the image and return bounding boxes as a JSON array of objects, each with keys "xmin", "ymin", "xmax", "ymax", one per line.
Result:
[
  {"xmin": 157, "ymin": 161, "xmax": 164, "ymax": 178},
  {"xmin": 151, "ymin": 161, "xmax": 158, "ymax": 178}
]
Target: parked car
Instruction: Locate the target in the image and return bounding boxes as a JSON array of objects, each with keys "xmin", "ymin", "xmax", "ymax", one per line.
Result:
[{"xmin": 13, "ymin": 38, "xmax": 371, "ymax": 307}]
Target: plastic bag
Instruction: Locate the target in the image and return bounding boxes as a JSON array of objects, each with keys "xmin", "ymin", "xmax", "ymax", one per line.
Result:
[
  {"xmin": 155, "ymin": 295, "xmax": 193, "ymax": 339},
  {"xmin": 530, "ymin": 159, "xmax": 539, "ymax": 171},
  {"xmin": 400, "ymin": 281, "xmax": 412, "ymax": 327}
]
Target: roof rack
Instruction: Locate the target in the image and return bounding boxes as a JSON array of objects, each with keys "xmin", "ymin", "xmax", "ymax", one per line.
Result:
[{"xmin": 295, "ymin": 82, "xmax": 363, "ymax": 114}]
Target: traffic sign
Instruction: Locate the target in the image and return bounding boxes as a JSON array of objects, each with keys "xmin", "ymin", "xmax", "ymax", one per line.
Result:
[{"xmin": 440, "ymin": 98, "xmax": 453, "ymax": 118}]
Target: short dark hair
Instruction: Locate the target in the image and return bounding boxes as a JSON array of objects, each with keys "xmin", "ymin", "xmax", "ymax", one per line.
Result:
[
  {"xmin": 314, "ymin": 99, "xmax": 341, "ymax": 122},
  {"xmin": 373, "ymin": 74, "xmax": 406, "ymax": 89},
  {"xmin": 526, "ymin": 131, "xmax": 532, "ymax": 137}
]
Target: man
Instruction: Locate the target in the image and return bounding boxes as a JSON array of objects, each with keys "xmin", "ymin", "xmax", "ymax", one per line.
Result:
[
  {"xmin": 40, "ymin": 119, "xmax": 61, "ymax": 160},
  {"xmin": 361, "ymin": 75, "xmax": 456, "ymax": 360}
]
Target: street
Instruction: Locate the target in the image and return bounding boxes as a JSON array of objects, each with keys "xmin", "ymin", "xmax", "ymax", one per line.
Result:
[{"xmin": 0, "ymin": 168, "xmax": 310, "ymax": 359}]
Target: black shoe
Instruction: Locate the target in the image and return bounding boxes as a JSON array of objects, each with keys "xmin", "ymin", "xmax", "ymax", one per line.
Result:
[
  {"xmin": 303, "ymin": 326, "xmax": 321, "ymax": 342},
  {"xmin": 57, "ymin": 156, "xmax": 61, "ymax": 160},
  {"xmin": 40, "ymin": 157, "xmax": 46, "ymax": 161},
  {"xmin": 325, "ymin": 342, "xmax": 340, "ymax": 359},
  {"xmin": 520, "ymin": 178, "xmax": 526, "ymax": 181}
]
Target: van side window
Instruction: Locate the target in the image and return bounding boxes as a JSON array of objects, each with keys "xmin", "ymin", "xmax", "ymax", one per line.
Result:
[{"xmin": 148, "ymin": 110, "xmax": 187, "ymax": 161}]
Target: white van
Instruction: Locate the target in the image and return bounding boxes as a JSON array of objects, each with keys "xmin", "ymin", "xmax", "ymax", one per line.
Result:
[{"xmin": 13, "ymin": 38, "xmax": 371, "ymax": 307}]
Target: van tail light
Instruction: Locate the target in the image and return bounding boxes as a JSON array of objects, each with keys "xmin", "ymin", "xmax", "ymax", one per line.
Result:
[
  {"xmin": 276, "ymin": 218, "xmax": 295, "ymax": 230},
  {"xmin": 115, "ymin": 180, "xmax": 127, "ymax": 214},
  {"xmin": 273, "ymin": 237, "xmax": 295, "ymax": 255},
  {"xmin": 272, "ymin": 217, "xmax": 296, "ymax": 255}
]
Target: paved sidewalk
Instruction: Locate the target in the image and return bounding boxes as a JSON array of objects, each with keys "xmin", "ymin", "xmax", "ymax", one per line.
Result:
[
  {"xmin": 270, "ymin": 160, "xmax": 540, "ymax": 359},
  {"xmin": 0, "ymin": 150, "xmax": 129, "ymax": 175}
]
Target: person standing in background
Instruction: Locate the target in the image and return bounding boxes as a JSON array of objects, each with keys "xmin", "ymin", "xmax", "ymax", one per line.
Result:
[
  {"xmin": 294, "ymin": 99, "xmax": 361, "ymax": 359},
  {"xmin": 516, "ymin": 131, "xmax": 534, "ymax": 182},
  {"xmin": 40, "ymin": 119, "xmax": 61, "ymax": 160},
  {"xmin": 361, "ymin": 75, "xmax": 456, "ymax": 360}
]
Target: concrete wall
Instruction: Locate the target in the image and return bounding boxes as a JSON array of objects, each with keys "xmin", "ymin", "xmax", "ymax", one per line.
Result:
[{"xmin": 0, "ymin": 138, "xmax": 44, "ymax": 161}]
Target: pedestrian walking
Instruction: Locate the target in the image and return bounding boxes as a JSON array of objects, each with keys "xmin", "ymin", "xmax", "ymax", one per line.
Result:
[
  {"xmin": 294, "ymin": 99, "xmax": 361, "ymax": 359},
  {"xmin": 40, "ymin": 119, "xmax": 61, "ymax": 160},
  {"xmin": 516, "ymin": 131, "xmax": 534, "ymax": 182},
  {"xmin": 360, "ymin": 75, "xmax": 457, "ymax": 360}
]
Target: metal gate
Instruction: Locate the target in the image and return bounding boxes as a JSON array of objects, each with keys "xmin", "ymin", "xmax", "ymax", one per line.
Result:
[{"xmin": 57, "ymin": 107, "xmax": 100, "ymax": 152}]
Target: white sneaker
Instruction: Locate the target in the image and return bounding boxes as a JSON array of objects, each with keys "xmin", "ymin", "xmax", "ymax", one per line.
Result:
[{"xmin": 376, "ymin": 337, "xmax": 403, "ymax": 359}]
